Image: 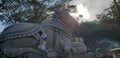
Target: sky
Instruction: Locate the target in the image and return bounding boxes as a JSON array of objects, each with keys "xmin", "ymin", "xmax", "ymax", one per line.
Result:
[
  {"xmin": 71, "ymin": 0, "xmax": 113, "ymax": 21},
  {"xmin": 0, "ymin": 0, "xmax": 113, "ymax": 32}
]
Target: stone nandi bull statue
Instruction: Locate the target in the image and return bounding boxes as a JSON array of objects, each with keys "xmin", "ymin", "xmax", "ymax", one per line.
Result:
[{"xmin": 0, "ymin": 9, "xmax": 87, "ymax": 58}]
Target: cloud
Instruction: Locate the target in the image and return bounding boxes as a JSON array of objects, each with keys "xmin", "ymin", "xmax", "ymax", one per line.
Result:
[{"xmin": 73, "ymin": 0, "xmax": 113, "ymax": 19}]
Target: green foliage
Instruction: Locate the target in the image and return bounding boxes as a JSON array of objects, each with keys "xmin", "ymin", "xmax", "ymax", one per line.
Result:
[
  {"xmin": 96, "ymin": 1, "xmax": 120, "ymax": 30},
  {"xmin": 96, "ymin": 1, "xmax": 120, "ymax": 42},
  {"xmin": 0, "ymin": 0, "xmax": 74, "ymax": 25},
  {"xmin": 75, "ymin": 21, "xmax": 103, "ymax": 38}
]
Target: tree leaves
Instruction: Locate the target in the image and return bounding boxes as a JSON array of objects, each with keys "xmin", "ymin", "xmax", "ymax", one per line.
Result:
[
  {"xmin": 96, "ymin": 1, "xmax": 120, "ymax": 30},
  {"xmin": 0, "ymin": 0, "xmax": 73, "ymax": 24}
]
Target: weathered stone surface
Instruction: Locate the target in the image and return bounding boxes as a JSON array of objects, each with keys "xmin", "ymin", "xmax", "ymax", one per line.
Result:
[
  {"xmin": 0, "ymin": 9, "xmax": 87, "ymax": 58},
  {"xmin": 3, "ymin": 48, "xmax": 40, "ymax": 57}
]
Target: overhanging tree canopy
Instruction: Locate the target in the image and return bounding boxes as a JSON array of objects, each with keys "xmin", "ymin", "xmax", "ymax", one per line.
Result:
[
  {"xmin": 96, "ymin": 0, "xmax": 120, "ymax": 30},
  {"xmin": 0, "ymin": 0, "xmax": 75, "ymax": 25}
]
